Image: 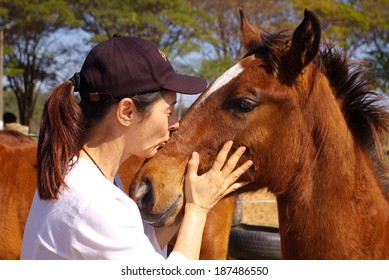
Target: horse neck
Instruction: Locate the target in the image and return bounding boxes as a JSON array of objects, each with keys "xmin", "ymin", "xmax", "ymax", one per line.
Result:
[{"xmin": 276, "ymin": 85, "xmax": 389, "ymax": 259}]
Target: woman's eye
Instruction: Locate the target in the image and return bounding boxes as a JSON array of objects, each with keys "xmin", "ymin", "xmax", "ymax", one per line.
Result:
[{"xmin": 231, "ymin": 98, "xmax": 257, "ymax": 112}]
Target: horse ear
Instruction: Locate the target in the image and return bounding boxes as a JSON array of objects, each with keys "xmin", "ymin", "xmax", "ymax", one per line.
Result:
[
  {"xmin": 286, "ymin": 9, "xmax": 321, "ymax": 76},
  {"xmin": 240, "ymin": 8, "xmax": 266, "ymax": 51}
]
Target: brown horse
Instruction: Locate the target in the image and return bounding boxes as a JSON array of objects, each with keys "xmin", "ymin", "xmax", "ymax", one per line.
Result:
[
  {"xmin": 0, "ymin": 131, "xmax": 234, "ymax": 259},
  {"xmin": 131, "ymin": 9, "xmax": 389, "ymax": 259},
  {"xmin": 0, "ymin": 130, "xmax": 37, "ymax": 259}
]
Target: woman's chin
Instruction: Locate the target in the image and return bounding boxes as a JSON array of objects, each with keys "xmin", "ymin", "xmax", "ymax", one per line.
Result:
[
  {"xmin": 141, "ymin": 147, "xmax": 159, "ymax": 159},
  {"xmin": 147, "ymin": 149, "xmax": 158, "ymax": 159}
]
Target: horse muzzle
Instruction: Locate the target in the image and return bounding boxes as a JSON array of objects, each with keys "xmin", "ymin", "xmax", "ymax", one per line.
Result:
[{"xmin": 132, "ymin": 177, "xmax": 184, "ymax": 227}]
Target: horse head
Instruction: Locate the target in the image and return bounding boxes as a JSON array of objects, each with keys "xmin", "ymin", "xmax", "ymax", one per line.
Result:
[{"xmin": 131, "ymin": 9, "xmax": 324, "ymax": 227}]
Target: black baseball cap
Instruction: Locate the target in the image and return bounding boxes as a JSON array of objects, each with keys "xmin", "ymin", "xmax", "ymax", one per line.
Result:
[{"xmin": 74, "ymin": 34, "xmax": 207, "ymax": 100}]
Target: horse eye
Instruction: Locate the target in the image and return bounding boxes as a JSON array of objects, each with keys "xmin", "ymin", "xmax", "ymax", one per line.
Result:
[{"xmin": 231, "ymin": 98, "xmax": 257, "ymax": 112}]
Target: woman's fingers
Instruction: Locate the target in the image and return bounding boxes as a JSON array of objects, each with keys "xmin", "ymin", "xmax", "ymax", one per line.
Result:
[
  {"xmin": 186, "ymin": 152, "xmax": 200, "ymax": 180},
  {"xmin": 225, "ymin": 160, "xmax": 253, "ymax": 187},
  {"xmin": 211, "ymin": 141, "xmax": 233, "ymax": 171},
  {"xmin": 224, "ymin": 181, "xmax": 251, "ymax": 196},
  {"xmin": 185, "ymin": 142, "xmax": 253, "ymax": 207},
  {"xmin": 221, "ymin": 145, "xmax": 248, "ymax": 177}
]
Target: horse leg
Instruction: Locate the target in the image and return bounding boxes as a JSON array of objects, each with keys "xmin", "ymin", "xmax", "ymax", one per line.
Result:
[
  {"xmin": 199, "ymin": 196, "xmax": 236, "ymax": 260},
  {"xmin": 167, "ymin": 196, "xmax": 236, "ymax": 259}
]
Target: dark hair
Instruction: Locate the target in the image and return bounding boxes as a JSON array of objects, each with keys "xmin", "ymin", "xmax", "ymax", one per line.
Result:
[
  {"xmin": 37, "ymin": 81, "xmax": 163, "ymax": 200},
  {"xmin": 3, "ymin": 112, "xmax": 17, "ymax": 124}
]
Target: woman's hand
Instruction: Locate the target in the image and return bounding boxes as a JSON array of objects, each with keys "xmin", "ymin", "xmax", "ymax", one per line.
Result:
[
  {"xmin": 184, "ymin": 141, "xmax": 253, "ymax": 214},
  {"xmin": 173, "ymin": 141, "xmax": 252, "ymax": 259}
]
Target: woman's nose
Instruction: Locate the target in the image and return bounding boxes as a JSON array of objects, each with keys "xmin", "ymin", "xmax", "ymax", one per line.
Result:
[
  {"xmin": 169, "ymin": 122, "xmax": 179, "ymax": 133},
  {"xmin": 169, "ymin": 112, "xmax": 179, "ymax": 132}
]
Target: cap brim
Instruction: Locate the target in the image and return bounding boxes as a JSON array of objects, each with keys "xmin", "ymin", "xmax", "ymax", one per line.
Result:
[{"xmin": 163, "ymin": 74, "xmax": 207, "ymax": 95}]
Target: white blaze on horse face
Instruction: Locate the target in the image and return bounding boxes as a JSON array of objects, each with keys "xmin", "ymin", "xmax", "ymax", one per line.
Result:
[{"xmin": 197, "ymin": 62, "xmax": 244, "ymax": 105}]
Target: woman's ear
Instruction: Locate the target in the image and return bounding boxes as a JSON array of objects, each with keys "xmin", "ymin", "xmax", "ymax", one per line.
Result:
[{"xmin": 117, "ymin": 98, "xmax": 135, "ymax": 126}]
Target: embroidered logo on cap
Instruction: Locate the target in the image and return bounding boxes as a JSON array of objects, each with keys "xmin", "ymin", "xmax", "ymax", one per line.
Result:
[
  {"xmin": 158, "ymin": 49, "xmax": 167, "ymax": 61},
  {"xmin": 89, "ymin": 92, "xmax": 100, "ymax": 102}
]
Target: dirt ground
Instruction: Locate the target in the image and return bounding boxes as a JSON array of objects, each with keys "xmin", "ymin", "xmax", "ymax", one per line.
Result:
[{"xmin": 234, "ymin": 188, "xmax": 279, "ymax": 228}]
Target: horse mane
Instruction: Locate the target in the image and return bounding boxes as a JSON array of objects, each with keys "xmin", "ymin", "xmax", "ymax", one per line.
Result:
[
  {"xmin": 245, "ymin": 32, "xmax": 389, "ymax": 195},
  {"xmin": 320, "ymin": 46, "xmax": 389, "ymax": 153},
  {"xmin": 319, "ymin": 46, "xmax": 389, "ymax": 194}
]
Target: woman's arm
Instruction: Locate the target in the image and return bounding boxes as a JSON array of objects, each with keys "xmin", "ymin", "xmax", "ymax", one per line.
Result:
[
  {"xmin": 154, "ymin": 219, "xmax": 181, "ymax": 249},
  {"xmin": 171, "ymin": 204, "xmax": 207, "ymax": 259}
]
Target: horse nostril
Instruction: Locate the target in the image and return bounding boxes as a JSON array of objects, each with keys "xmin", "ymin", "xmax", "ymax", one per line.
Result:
[
  {"xmin": 133, "ymin": 178, "xmax": 154, "ymax": 209},
  {"xmin": 133, "ymin": 182, "xmax": 148, "ymax": 201}
]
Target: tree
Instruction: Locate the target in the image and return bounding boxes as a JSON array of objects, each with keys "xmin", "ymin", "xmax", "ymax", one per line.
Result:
[
  {"xmin": 360, "ymin": 0, "xmax": 389, "ymax": 92},
  {"xmin": 70, "ymin": 0, "xmax": 212, "ymax": 59},
  {"xmin": 0, "ymin": 0, "xmax": 81, "ymax": 125},
  {"xmin": 186, "ymin": 0, "xmax": 296, "ymax": 81}
]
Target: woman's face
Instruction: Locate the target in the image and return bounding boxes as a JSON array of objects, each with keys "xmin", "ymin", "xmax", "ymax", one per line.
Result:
[{"xmin": 130, "ymin": 91, "xmax": 179, "ymax": 159}]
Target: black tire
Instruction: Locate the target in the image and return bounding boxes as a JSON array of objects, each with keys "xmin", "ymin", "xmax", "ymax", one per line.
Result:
[{"xmin": 228, "ymin": 224, "xmax": 282, "ymax": 260}]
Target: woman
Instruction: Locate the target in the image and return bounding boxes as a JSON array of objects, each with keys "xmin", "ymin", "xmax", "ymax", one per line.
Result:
[{"xmin": 21, "ymin": 35, "xmax": 253, "ymax": 260}]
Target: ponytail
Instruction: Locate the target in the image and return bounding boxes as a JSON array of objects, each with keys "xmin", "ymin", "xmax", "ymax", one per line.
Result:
[{"xmin": 37, "ymin": 81, "xmax": 85, "ymax": 199}]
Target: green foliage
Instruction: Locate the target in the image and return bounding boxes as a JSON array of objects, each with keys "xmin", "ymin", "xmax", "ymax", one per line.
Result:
[
  {"xmin": 199, "ymin": 56, "xmax": 237, "ymax": 82},
  {"xmin": 72, "ymin": 0, "xmax": 211, "ymax": 58},
  {"xmin": 3, "ymin": 88, "xmax": 18, "ymax": 117},
  {"xmin": 0, "ymin": 0, "xmax": 81, "ymax": 31},
  {"xmin": 3, "ymin": 88, "xmax": 48, "ymax": 134},
  {"xmin": 366, "ymin": 48, "xmax": 389, "ymax": 92},
  {"xmin": 1, "ymin": 0, "xmax": 82, "ymax": 125}
]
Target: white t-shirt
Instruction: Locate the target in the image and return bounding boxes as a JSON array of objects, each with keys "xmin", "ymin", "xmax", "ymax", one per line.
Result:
[{"xmin": 21, "ymin": 158, "xmax": 185, "ymax": 260}]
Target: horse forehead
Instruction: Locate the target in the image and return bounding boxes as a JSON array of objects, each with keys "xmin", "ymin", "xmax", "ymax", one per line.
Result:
[{"xmin": 197, "ymin": 62, "xmax": 244, "ymax": 105}]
